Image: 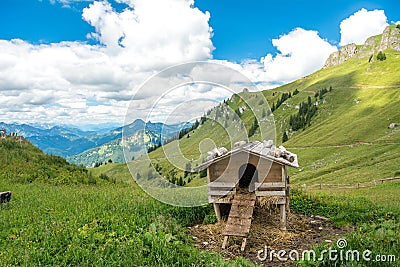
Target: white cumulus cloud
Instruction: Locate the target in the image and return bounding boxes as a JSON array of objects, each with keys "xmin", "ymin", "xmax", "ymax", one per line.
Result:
[
  {"xmin": 0, "ymin": 0, "xmax": 214, "ymax": 126},
  {"xmin": 82, "ymin": 0, "xmax": 214, "ymax": 69},
  {"xmin": 238, "ymin": 28, "xmax": 337, "ymax": 86},
  {"xmin": 339, "ymin": 8, "xmax": 388, "ymax": 46}
]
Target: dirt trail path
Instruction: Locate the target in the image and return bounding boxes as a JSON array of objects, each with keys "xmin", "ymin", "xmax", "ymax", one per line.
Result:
[{"xmin": 287, "ymin": 141, "xmax": 400, "ymax": 150}]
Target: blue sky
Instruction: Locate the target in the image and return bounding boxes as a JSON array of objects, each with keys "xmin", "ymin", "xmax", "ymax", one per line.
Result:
[
  {"xmin": 0, "ymin": 0, "xmax": 92, "ymax": 44},
  {"xmin": 0, "ymin": 0, "xmax": 398, "ymax": 126},
  {"xmin": 0, "ymin": 0, "xmax": 398, "ymax": 61},
  {"xmin": 196, "ymin": 0, "xmax": 398, "ymax": 61}
]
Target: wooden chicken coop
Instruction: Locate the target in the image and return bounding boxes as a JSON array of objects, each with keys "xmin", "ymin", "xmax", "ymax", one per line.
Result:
[{"xmin": 196, "ymin": 141, "xmax": 298, "ymax": 250}]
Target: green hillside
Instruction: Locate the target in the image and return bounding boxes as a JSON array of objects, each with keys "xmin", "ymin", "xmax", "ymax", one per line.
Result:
[
  {"xmin": 0, "ymin": 138, "xmax": 99, "ymax": 185},
  {"xmin": 226, "ymin": 49, "xmax": 398, "ymax": 170},
  {"xmin": 68, "ymin": 138, "xmax": 127, "ymax": 168},
  {"xmin": 102, "ymin": 47, "xmax": 400, "ymax": 206},
  {"xmin": 257, "ymin": 49, "xmax": 400, "ymax": 190},
  {"xmin": 285, "ymin": 48, "xmax": 400, "ymax": 90}
]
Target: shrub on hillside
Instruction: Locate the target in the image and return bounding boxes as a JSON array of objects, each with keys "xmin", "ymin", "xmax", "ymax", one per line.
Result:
[{"xmin": 377, "ymin": 51, "xmax": 386, "ymax": 61}]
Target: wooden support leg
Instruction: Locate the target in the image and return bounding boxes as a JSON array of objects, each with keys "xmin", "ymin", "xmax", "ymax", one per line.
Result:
[
  {"xmin": 280, "ymin": 204, "xmax": 287, "ymax": 231},
  {"xmin": 285, "ymin": 197, "xmax": 289, "ymax": 212},
  {"xmin": 286, "ymin": 186, "xmax": 290, "ymax": 213},
  {"xmin": 222, "ymin": 236, "xmax": 229, "ymax": 249},
  {"xmin": 241, "ymin": 238, "xmax": 247, "ymax": 251},
  {"xmin": 213, "ymin": 203, "xmax": 222, "ymax": 221}
]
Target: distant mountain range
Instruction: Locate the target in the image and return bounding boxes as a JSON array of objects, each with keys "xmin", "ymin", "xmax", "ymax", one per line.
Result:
[
  {"xmin": 67, "ymin": 119, "xmax": 189, "ymax": 167},
  {"xmin": 0, "ymin": 120, "xmax": 188, "ymax": 167},
  {"xmin": 0, "ymin": 122, "xmax": 97, "ymax": 157}
]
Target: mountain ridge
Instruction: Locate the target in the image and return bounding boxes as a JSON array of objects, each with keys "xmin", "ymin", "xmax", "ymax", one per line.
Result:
[
  {"xmin": 0, "ymin": 122, "xmax": 118, "ymax": 157},
  {"xmin": 67, "ymin": 120, "xmax": 190, "ymax": 167},
  {"xmin": 0, "ymin": 119, "xmax": 187, "ymax": 163},
  {"xmin": 324, "ymin": 25, "xmax": 400, "ymax": 68}
]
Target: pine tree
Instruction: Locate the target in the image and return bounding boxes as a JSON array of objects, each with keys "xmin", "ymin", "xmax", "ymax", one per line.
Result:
[
  {"xmin": 248, "ymin": 118, "xmax": 259, "ymax": 138},
  {"xmin": 200, "ymin": 115, "xmax": 207, "ymax": 124},
  {"xmin": 200, "ymin": 168, "xmax": 207, "ymax": 178},
  {"xmin": 282, "ymin": 131, "xmax": 289, "ymax": 143}
]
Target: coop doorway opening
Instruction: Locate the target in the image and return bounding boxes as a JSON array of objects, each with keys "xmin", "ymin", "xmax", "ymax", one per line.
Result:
[{"xmin": 238, "ymin": 163, "xmax": 258, "ymax": 191}]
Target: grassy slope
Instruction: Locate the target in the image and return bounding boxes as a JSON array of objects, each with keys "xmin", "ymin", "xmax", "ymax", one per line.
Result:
[
  {"xmin": 265, "ymin": 49, "xmax": 400, "ymax": 213},
  {"xmin": 0, "ymin": 182, "xmax": 252, "ymax": 266},
  {"xmin": 0, "ymin": 140, "xmax": 251, "ymax": 266},
  {"xmin": 0, "ymin": 139, "xmax": 97, "ymax": 185},
  {"xmin": 281, "ymin": 48, "xmax": 400, "ymax": 90},
  {"xmin": 272, "ymin": 52, "xmax": 400, "ymax": 189}
]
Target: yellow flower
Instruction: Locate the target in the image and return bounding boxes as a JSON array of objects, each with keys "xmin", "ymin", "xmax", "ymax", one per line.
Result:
[{"xmin": 10, "ymin": 234, "xmax": 16, "ymax": 239}]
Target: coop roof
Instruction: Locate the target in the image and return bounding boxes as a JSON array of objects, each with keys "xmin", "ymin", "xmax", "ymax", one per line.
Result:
[{"xmin": 195, "ymin": 141, "xmax": 299, "ymax": 171}]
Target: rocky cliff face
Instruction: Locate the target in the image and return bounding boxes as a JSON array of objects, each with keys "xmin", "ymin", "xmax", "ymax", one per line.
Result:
[
  {"xmin": 323, "ymin": 44, "xmax": 357, "ymax": 68},
  {"xmin": 379, "ymin": 26, "xmax": 400, "ymax": 51},
  {"xmin": 356, "ymin": 35, "xmax": 381, "ymax": 59},
  {"xmin": 324, "ymin": 25, "xmax": 400, "ymax": 68}
]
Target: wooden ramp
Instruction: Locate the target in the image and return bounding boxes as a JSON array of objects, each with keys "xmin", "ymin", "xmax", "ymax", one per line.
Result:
[{"xmin": 222, "ymin": 193, "xmax": 256, "ymax": 251}]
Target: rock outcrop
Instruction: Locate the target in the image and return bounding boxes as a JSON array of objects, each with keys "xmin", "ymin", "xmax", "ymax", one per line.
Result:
[
  {"xmin": 324, "ymin": 25, "xmax": 400, "ymax": 68},
  {"xmin": 323, "ymin": 44, "xmax": 358, "ymax": 68},
  {"xmin": 379, "ymin": 26, "xmax": 400, "ymax": 51},
  {"xmin": 356, "ymin": 35, "xmax": 381, "ymax": 59}
]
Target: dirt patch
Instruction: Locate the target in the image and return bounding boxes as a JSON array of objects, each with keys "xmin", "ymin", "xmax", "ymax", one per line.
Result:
[{"xmin": 189, "ymin": 206, "xmax": 353, "ymax": 266}]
